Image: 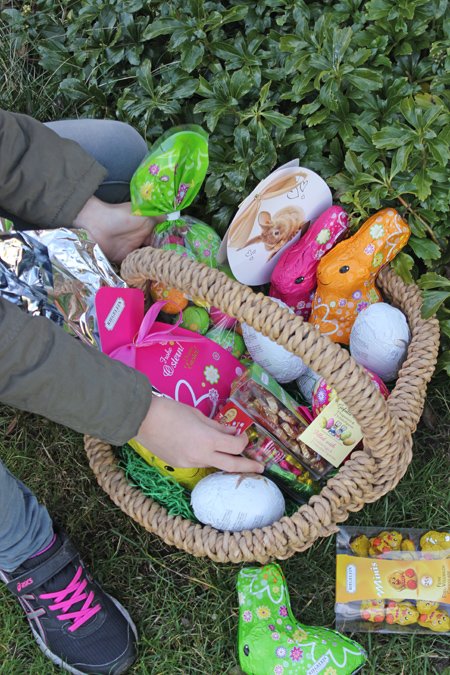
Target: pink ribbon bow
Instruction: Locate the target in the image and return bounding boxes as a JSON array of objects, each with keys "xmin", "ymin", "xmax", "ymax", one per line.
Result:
[{"xmin": 109, "ymin": 300, "xmax": 203, "ymax": 368}]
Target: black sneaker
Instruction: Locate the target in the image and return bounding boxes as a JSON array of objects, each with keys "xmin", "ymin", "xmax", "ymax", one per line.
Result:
[{"xmin": 0, "ymin": 531, "xmax": 137, "ymax": 674}]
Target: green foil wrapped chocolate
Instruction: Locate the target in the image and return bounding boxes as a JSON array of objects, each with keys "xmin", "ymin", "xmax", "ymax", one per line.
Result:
[
  {"xmin": 238, "ymin": 563, "xmax": 367, "ymax": 675},
  {"xmin": 130, "ymin": 125, "xmax": 209, "ymax": 218}
]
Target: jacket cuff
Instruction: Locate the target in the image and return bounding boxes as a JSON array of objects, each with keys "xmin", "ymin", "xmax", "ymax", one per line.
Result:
[
  {"xmin": 49, "ymin": 158, "xmax": 108, "ymax": 229},
  {"xmin": 105, "ymin": 368, "xmax": 153, "ymax": 445},
  {"xmin": 0, "ymin": 299, "xmax": 152, "ymax": 444}
]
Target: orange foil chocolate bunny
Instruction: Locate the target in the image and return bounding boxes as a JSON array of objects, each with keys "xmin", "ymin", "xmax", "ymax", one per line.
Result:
[{"xmin": 309, "ymin": 208, "xmax": 410, "ymax": 343}]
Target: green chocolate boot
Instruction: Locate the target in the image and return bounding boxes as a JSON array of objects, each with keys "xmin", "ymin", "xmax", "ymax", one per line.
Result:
[{"xmin": 237, "ymin": 563, "xmax": 366, "ymax": 675}]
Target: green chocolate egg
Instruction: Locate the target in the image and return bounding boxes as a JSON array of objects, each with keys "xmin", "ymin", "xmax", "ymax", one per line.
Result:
[
  {"xmin": 161, "ymin": 242, "xmax": 196, "ymax": 259},
  {"xmin": 181, "ymin": 306, "xmax": 210, "ymax": 335},
  {"xmin": 184, "ymin": 221, "xmax": 222, "ymax": 267},
  {"xmin": 206, "ymin": 327, "xmax": 245, "ymax": 358}
]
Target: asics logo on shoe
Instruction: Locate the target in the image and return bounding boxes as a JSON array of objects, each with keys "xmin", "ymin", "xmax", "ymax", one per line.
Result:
[{"xmin": 17, "ymin": 577, "xmax": 33, "ymax": 592}]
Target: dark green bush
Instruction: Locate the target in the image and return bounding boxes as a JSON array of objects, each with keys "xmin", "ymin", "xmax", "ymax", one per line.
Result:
[{"xmin": 1, "ymin": 0, "xmax": 449, "ymax": 372}]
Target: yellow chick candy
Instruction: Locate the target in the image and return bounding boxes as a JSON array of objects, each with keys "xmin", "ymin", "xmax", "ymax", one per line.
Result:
[
  {"xmin": 368, "ymin": 530, "xmax": 403, "ymax": 556},
  {"xmin": 417, "ymin": 601, "xmax": 439, "ymax": 614},
  {"xmin": 385, "ymin": 601, "xmax": 419, "ymax": 626},
  {"xmin": 417, "ymin": 606, "xmax": 450, "ymax": 633},
  {"xmin": 128, "ymin": 439, "xmax": 215, "ymax": 490},
  {"xmin": 360, "ymin": 599, "xmax": 385, "ymax": 623},
  {"xmin": 401, "ymin": 538, "xmax": 416, "ymax": 552},
  {"xmin": 420, "ymin": 530, "xmax": 450, "ymax": 555},
  {"xmin": 350, "ymin": 534, "xmax": 370, "ymax": 557}
]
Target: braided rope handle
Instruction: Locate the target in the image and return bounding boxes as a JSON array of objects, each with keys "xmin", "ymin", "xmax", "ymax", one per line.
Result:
[
  {"xmin": 83, "ymin": 246, "xmax": 439, "ymax": 563},
  {"xmin": 120, "ymin": 247, "xmax": 439, "ymax": 458}
]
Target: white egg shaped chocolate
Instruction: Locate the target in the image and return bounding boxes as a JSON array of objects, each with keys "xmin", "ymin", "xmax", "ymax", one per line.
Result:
[
  {"xmin": 191, "ymin": 472, "xmax": 285, "ymax": 532},
  {"xmin": 296, "ymin": 366, "xmax": 321, "ymax": 404},
  {"xmin": 242, "ymin": 297, "xmax": 307, "ymax": 383},
  {"xmin": 349, "ymin": 302, "xmax": 410, "ymax": 381}
]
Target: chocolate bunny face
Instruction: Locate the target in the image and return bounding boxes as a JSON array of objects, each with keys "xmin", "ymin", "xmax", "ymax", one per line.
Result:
[
  {"xmin": 270, "ymin": 206, "xmax": 348, "ymax": 318},
  {"xmin": 309, "ymin": 208, "xmax": 410, "ymax": 344},
  {"xmin": 240, "ymin": 205, "xmax": 308, "ymax": 261}
]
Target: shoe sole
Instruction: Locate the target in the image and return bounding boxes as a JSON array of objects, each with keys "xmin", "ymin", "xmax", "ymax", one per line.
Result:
[{"xmin": 29, "ymin": 592, "xmax": 138, "ymax": 675}]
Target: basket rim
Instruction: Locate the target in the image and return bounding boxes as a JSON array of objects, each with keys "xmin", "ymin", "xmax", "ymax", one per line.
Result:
[{"xmin": 83, "ymin": 249, "xmax": 440, "ymax": 563}]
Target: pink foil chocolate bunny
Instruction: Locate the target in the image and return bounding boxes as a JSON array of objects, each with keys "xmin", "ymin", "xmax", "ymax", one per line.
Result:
[
  {"xmin": 270, "ymin": 206, "xmax": 349, "ymax": 318},
  {"xmin": 309, "ymin": 208, "xmax": 410, "ymax": 344}
]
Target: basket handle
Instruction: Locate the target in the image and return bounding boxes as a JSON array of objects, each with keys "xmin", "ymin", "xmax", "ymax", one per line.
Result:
[{"xmin": 120, "ymin": 248, "xmax": 439, "ymax": 462}]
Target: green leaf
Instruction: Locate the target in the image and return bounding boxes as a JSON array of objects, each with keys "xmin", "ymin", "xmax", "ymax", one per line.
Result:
[
  {"xmin": 428, "ymin": 137, "xmax": 449, "ymax": 167},
  {"xmin": 209, "ymin": 41, "xmax": 242, "ymax": 61},
  {"xmin": 436, "ymin": 350, "xmax": 450, "ymax": 375},
  {"xmin": 412, "ymin": 167, "xmax": 433, "ymax": 201},
  {"xmin": 346, "ymin": 68, "xmax": 383, "ymax": 91},
  {"xmin": 390, "ymin": 144, "xmax": 412, "ymax": 178},
  {"xmin": 306, "ymin": 108, "xmax": 330, "ymax": 126},
  {"xmin": 217, "ymin": 5, "xmax": 248, "ymax": 26},
  {"xmin": 421, "ymin": 290, "xmax": 450, "ymax": 318},
  {"xmin": 372, "ymin": 125, "xmax": 416, "ymax": 149},
  {"xmin": 440, "ymin": 319, "xmax": 450, "ymax": 340},
  {"xmin": 181, "ymin": 43, "xmax": 204, "ymax": 72},
  {"xmin": 142, "ymin": 18, "xmax": 183, "ymax": 40},
  {"xmin": 234, "ymin": 125, "xmax": 250, "ymax": 157},
  {"xmin": 409, "ymin": 236, "xmax": 442, "ymax": 261},
  {"xmin": 261, "ymin": 110, "xmax": 294, "ymax": 129},
  {"xmin": 391, "ymin": 252, "xmax": 415, "ymax": 284},
  {"xmin": 418, "ymin": 272, "xmax": 450, "ymax": 290},
  {"xmin": 230, "ymin": 69, "xmax": 254, "ymax": 99}
]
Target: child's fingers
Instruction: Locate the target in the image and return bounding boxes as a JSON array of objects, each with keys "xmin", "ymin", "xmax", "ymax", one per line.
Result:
[
  {"xmin": 193, "ymin": 409, "xmax": 237, "ymax": 433},
  {"xmin": 213, "ymin": 430, "xmax": 248, "ymax": 455},
  {"xmin": 212, "ymin": 452, "xmax": 263, "ymax": 474}
]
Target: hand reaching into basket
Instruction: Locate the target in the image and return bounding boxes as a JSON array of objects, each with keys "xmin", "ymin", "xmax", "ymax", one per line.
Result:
[
  {"xmin": 74, "ymin": 196, "xmax": 165, "ymax": 263},
  {"xmin": 135, "ymin": 397, "xmax": 264, "ymax": 474}
]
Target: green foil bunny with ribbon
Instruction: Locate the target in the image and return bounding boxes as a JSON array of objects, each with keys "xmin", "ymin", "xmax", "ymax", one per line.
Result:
[{"xmin": 237, "ymin": 563, "xmax": 367, "ymax": 675}]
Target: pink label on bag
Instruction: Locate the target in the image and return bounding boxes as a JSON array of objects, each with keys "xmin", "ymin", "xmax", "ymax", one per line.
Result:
[{"xmin": 96, "ymin": 287, "xmax": 245, "ymax": 417}]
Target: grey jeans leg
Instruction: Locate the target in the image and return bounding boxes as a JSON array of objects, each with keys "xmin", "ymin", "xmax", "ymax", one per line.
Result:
[
  {"xmin": 0, "ymin": 119, "xmax": 147, "ymax": 569},
  {"xmin": 44, "ymin": 118, "xmax": 148, "ymax": 204},
  {"xmin": 0, "ymin": 462, "xmax": 53, "ymax": 571},
  {"xmin": 0, "ymin": 118, "xmax": 148, "ymax": 228}
]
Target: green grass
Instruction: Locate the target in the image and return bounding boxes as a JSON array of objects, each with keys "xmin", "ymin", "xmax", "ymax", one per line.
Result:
[{"xmin": 0, "ymin": 378, "xmax": 449, "ymax": 674}]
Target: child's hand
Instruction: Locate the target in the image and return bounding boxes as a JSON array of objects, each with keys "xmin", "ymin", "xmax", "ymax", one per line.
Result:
[
  {"xmin": 135, "ymin": 397, "xmax": 264, "ymax": 474},
  {"xmin": 73, "ymin": 196, "xmax": 164, "ymax": 262}
]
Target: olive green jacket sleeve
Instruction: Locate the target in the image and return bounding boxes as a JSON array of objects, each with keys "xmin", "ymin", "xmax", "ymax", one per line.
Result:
[
  {"xmin": 0, "ymin": 109, "xmax": 152, "ymax": 443},
  {"xmin": 0, "ymin": 109, "xmax": 107, "ymax": 228}
]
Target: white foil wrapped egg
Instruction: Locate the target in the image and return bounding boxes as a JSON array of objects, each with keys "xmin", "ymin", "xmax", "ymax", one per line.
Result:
[
  {"xmin": 296, "ymin": 366, "xmax": 321, "ymax": 404},
  {"xmin": 349, "ymin": 303, "xmax": 410, "ymax": 381},
  {"xmin": 242, "ymin": 297, "xmax": 307, "ymax": 383},
  {"xmin": 191, "ymin": 472, "xmax": 285, "ymax": 531}
]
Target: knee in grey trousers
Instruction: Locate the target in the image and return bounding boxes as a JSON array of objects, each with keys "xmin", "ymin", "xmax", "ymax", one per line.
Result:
[{"xmin": 0, "ymin": 118, "xmax": 147, "ymax": 571}]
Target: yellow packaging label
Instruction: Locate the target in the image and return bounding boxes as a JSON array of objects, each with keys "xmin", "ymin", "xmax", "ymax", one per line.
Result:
[
  {"xmin": 128, "ymin": 439, "xmax": 215, "ymax": 490},
  {"xmin": 336, "ymin": 554, "xmax": 450, "ymax": 603},
  {"xmin": 299, "ymin": 399, "xmax": 363, "ymax": 467}
]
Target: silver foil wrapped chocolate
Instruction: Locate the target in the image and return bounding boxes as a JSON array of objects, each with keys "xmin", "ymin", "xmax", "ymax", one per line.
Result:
[
  {"xmin": 0, "ymin": 227, "xmax": 125, "ymax": 347},
  {"xmin": 0, "ymin": 231, "xmax": 63, "ymax": 324}
]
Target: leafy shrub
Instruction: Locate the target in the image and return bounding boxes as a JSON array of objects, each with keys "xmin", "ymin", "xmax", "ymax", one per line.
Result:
[{"xmin": 1, "ymin": 0, "xmax": 449, "ymax": 372}]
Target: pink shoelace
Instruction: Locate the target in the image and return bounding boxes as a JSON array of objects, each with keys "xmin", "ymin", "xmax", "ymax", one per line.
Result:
[{"xmin": 39, "ymin": 566, "xmax": 101, "ymax": 632}]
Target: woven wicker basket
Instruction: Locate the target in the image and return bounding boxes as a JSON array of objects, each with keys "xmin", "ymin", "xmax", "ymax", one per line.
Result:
[{"xmin": 84, "ymin": 247, "xmax": 440, "ymax": 563}]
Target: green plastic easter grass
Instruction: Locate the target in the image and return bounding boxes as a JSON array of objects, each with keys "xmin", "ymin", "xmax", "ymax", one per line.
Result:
[
  {"xmin": 120, "ymin": 444, "xmax": 197, "ymax": 521},
  {"xmin": 237, "ymin": 563, "xmax": 367, "ymax": 674}
]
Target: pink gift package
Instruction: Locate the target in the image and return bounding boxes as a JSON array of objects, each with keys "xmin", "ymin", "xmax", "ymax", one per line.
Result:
[{"xmin": 95, "ymin": 287, "xmax": 246, "ymax": 418}]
